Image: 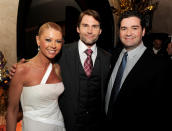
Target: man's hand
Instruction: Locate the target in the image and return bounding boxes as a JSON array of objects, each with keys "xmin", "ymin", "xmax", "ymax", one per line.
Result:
[{"xmin": 9, "ymin": 58, "xmax": 26, "ymax": 79}]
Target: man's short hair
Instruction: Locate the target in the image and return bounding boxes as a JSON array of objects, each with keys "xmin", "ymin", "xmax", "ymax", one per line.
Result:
[
  {"xmin": 118, "ymin": 10, "xmax": 146, "ymax": 29},
  {"xmin": 77, "ymin": 9, "xmax": 101, "ymax": 28}
]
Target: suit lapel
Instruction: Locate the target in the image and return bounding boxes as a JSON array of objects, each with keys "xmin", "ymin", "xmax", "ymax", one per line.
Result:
[
  {"xmin": 97, "ymin": 48, "xmax": 104, "ymax": 103},
  {"xmin": 65, "ymin": 43, "xmax": 81, "ymax": 114},
  {"xmin": 98, "ymin": 48, "xmax": 111, "ymax": 107},
  {"xmin": 120, "ymin": 48, "xmax": 151, "ymax": 93},
  {"xmin": 107, "ymin": 48, "xmax": 122, "ymax": 84}
]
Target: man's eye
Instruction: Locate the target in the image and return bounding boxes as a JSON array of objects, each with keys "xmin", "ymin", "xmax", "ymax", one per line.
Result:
[
  {"xmin": 132, "ymin": 27, "xmax": 138, "ymax": 30},
  {"xmin": 93, "ymin": 25, "xmax": 100, "ymax": 28},
  {"xmin": 121, "ymin": 27, "xmax": 126, "ymax": 30},
  {"xmin": 82, "ymin": 24, "xmax": 88, "ymax": 27}
]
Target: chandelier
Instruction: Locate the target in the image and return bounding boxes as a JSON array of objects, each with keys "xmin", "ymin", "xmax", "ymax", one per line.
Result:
[{"xmin": 112, "ymin": 0, "xmax": 159, "ymax": 15}]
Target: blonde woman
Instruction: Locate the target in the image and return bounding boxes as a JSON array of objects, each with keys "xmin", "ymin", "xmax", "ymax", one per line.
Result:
[{"xmin": 7, "ymin": 22, "xmax": 65, "ymax": 131}]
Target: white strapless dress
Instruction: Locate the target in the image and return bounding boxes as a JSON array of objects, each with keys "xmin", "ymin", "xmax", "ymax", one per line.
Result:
[{"xmin": 20, "ymin": 63, "xmax": 66, "ymax": 131}]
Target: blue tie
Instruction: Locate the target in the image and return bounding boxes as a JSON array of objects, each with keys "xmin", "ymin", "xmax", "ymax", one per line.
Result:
[{"xmin": 107, "ymin": 52, "xmax": 128, "ymax": 118}]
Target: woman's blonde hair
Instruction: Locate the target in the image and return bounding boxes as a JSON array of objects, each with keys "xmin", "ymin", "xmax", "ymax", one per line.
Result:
[{"xmin": 38, "ymin": 22, "xmax": 62, "ymax": 36}]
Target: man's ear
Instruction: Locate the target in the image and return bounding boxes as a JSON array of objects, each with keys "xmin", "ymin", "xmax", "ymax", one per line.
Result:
[
  {"xmin": 99, "ymin": 29, "xmax": 102, "ymax": 35},
  {"xmin": 77, "ymin": 26, "xmax": 80, "ymax": 34},
  {"xmin": 142, "ymin": 28, "xmax": 146, "ymax": 37}
]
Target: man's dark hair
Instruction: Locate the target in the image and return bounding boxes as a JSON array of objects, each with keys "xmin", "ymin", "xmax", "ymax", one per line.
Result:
[
  {"xmin": 118, "ymin": 10, "xmax": 146, "ymax": 29},
  {"xmin": 77, "ymin": 9, "xmax": 101, "ymax": 28}
]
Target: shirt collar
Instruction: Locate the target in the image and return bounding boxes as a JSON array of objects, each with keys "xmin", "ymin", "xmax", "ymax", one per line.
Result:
[
  {"xmin": 78, "ymin": 40, "xmax": 97, "ymax": 54},
  {"xmin": 122, "ymin": 41, "xmax": 146, "ymax": 58}
]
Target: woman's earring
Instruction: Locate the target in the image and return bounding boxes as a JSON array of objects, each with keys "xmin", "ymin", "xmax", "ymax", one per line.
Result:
[{"xmin": 38, "ymin": 46, "xmax": 40, "ymax": 51}]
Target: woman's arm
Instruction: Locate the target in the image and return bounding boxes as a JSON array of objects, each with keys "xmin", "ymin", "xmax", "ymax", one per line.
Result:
[{"xmin": 6, "ymin": 65, "xmax": 25, "ymax": 131}]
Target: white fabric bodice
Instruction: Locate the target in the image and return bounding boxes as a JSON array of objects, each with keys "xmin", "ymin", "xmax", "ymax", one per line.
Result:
[{"xmin": 20, "ymin": 63, "xmax": 65, "ymax": 131}]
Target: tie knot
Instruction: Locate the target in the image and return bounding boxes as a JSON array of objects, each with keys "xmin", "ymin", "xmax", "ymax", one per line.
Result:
[
  {"xmin": 124, "ymin": 52, "xmax": 128, "ymax": 58},
  {"xmin": 85, "ymin": 49, "xmax": 93, "ymax": 56},
  {"xmin": 124, "ymin": 52, "xmax": 128, "ymax": 56}
]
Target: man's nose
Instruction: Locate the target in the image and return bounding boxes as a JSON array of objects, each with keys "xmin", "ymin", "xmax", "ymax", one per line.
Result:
[
  {"xmin": 126, "ymin": 29, "xmax": 132, "ymax": 36},
  {"xmin": 87, "ymin": 26, "xmax": 93, "ymax": 33}
]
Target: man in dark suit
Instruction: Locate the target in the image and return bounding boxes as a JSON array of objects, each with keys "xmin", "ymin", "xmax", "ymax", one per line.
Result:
[
  {"xmin": 152, "ymin": 38, "xmax": 167, "ymax": 57},
  {"xmin": 105, "ymin": 10, "xmax": 170, "ymax": 130},
  {"xmin": 58, "ymin": 9, "xmax": 111, "ymax": 131}
]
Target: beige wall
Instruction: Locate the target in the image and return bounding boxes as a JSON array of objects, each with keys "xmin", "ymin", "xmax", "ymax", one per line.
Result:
[
  {"xmin": 152, "ymin": 0, "xmax": 172, "ymax": 35},
  {"xmin": 0, "ymin": 0, "xmax": 19, "ymax": 67}
]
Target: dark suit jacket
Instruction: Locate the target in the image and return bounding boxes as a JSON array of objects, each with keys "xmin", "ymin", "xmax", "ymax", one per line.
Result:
[
  {"xmin": 58, "ymin": 42, "xmax": 111, "ymax": 131},
  {"xmin": 106, "ymin": 46, "xmax": 171, "ymax": 130}
]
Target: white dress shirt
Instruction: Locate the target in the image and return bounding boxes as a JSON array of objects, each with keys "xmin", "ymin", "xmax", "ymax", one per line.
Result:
[
  {"xmin": 153, "ymin": 47, "xmax": 160, "ymax": 54},
  {"xmin": 78, "ymin": 40, "xmax": 97, "ymax": 67}
]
